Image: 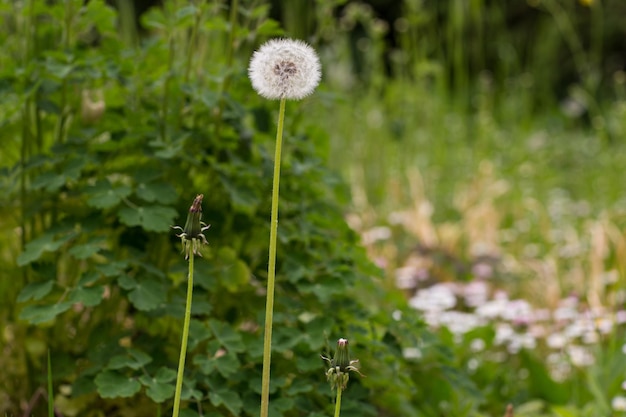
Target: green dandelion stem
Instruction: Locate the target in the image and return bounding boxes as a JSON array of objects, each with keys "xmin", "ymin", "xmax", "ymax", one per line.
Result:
[
  {"xmin": 334, "ymin": 386, "xmax": 343, "ymax": 417},
  {"xmin": 260, "ymin": 97, "xmax": 286, "ymax": 417},
  {"xmin": 173, "ymin": 249, "xmax": 195, "ymax": 417}
]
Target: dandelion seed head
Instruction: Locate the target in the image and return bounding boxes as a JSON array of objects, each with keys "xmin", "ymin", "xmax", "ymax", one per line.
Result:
[{"xmin": 248, "ymin": 38, "xmax": 321, "ymax": 100}]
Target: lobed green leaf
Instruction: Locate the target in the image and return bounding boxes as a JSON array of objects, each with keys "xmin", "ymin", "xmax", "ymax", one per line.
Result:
[{"xmin": 94, "ymin": 371, "xmax": 141, "ymax": 398}]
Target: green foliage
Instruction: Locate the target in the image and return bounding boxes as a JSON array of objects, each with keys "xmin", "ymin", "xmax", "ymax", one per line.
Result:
[{"xmin": 0, "ymin": 1, "xmax": 479, "ymax": 416}]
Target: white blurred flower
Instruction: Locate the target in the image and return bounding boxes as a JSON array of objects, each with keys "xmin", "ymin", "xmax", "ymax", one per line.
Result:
[
  {"xmin": 612, "ymin": 395, "xmax": 626, "ymax": 411},
  {"xmin": 502, "ymin": 299, "xmax": 533, "ymax": 324},
  {"xmin": 409, "ymin": 283, "xmax": 457, "ymax": 312},
  {"xmin": 567, "ymin": 345, "xmax": 594, "ymax": 367},
  {"xmin": 546, "ymin": 332, "xmax": 567, "ymax": 349},
  {"xmin": 361, "ymin": 226, "xmax": 391, "ymax": 245},
  {"xmin": 402, "ymin": 347, "xmax": 422, "ymax": 359},
  {"xmin": 463, "ymin": 280, "xmax": 489, "ymax": 307},
  {"xmin": 507, "ymin": 332, "xmax": 536, "ymax": 354},
  {"xmin": 248, "ymin": 38, "xmax": 321, "ymax": 100},
  {"xmin": 438, "ymin": 311, "xmax": 483, "ymax": 335},
  {"xmin": 475, "ymin": 290, "xmax": 509, "ymax": 320},
  {"xmin": 470, "ymin": 338, "xmax": 486, "ymax": 352}
]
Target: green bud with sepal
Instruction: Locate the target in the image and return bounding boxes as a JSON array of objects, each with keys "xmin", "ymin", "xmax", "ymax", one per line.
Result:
[
  {"xmin": 172, "ymin": 194, "xmax": 211, "ymax": 259},
  {"xmin": 321, "ymin": 338, "xmax": 364, "ymax": 391}
]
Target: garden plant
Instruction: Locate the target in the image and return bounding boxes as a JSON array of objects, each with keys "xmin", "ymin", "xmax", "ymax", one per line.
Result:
[{"xmin": 1, "ymin": 1, "xmax": 626, "ymax": 417}]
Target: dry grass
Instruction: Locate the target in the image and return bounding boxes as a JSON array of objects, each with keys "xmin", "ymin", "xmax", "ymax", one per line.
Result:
[{"xmin": 348, "ymin": 158, "xmax": 626, "ymax": 312}]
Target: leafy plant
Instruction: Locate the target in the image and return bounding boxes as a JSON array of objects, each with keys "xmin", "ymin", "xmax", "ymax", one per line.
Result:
[{"xmin": 1, "ymin": 1, "xmax": 480, "ymax": 416}]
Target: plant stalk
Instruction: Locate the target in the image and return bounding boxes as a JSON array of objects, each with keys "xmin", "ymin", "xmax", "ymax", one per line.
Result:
[
  {"xmin": 260, "ymin": 97, "xmax": 287, "ymax": 417},
  {"xmin": 334, "ymin": 387, "xmax": 343, "ymax": 417},
  {"xmin": 47, "ymin": 350, "xmax": 54, "ymax": 417},
  {"xmin": 173, "ymin": 249, "xmax": 195, "ymax": 417}
]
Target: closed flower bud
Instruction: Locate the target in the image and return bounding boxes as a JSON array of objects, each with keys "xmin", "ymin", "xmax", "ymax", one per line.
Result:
[
  {"xmin": 335, "ymin": 338, "xmax": 351, "ymax": 371},
  {"xmin": 172, "ymin": 194, "xmax": 211, "ymax": 259},
  {"xmin": 183, "ymin": 194, "xmax": 204, "ymax": 239},
  {"xmin": 321, "ymin": 338, "xmax": 364, "ymax": 390}
]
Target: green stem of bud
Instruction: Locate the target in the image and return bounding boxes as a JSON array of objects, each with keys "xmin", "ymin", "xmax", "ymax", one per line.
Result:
[
  {"xmin": 334, "ymin": 386, "xmax": 343, "ymax": 417},
  {"xmin": 260, "ymin": 97, "xmax": 287, "ymax": 417},
  {"xmin": 173, "ymin": 250, "xmax": 195, "ymax": 417}
]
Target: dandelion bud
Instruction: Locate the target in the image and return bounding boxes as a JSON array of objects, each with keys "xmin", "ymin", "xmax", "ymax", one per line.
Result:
[
  {"xmin": 335, "ymin": 338, "xmax": 351, "ymax": 371},
  {"xmin": 172, "ymin": 194, "xmax": 210, "ymax": 260},
  {"xmin": 321, "ymin": 338, "xmax": 364, "ymax": 391},
  {"xmin": 183, "ymin": 194, "xmax": 204, "ymax": 239},
  {"xmin": 248, "ymin": 38, "xmax": 321, "ymax": 100}
]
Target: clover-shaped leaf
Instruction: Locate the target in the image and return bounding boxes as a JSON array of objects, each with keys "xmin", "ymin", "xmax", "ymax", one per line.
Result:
[
  {"xmin": 208, "ymin": 319, "xmax": 245, "ymax": 353},
  {"xmin": 95, "ymin": 371, "xmax": 141, "ymax": 398},
  {"xmin": 19, "ymin": 302, "xmax": 73, "ymax": 325},
  {"xmin": 136, "ymin": 181, "xmax": 177, "ymax": 204},
  {"xmin": 208, "ymin": 389, "xmax": 242, "ymax": 417},
  {"xmin": 118, "ymin": 275, "xmax": 166, "ymax": 311},
  {"xmin": 69, "ymin": 241, "xmax": 103, "ymax": 260},
  {"xmin": 68, "ymin": 285, "xmax": 105, "ymax": 307},
  {"xmin": 86, "ymin": 180, "xmax": 132, "ymax": 209},
  {"xmin": 17, "ymin": 280, "xmax": 55, "ymax": 302},
  {"xmin": 17, "ymin": 230, "xmax": 76, "ymax": 266},
  {"xmin": 108, "ymin": 348, "xmax": 152, "ymax": 370},
  {"xmin": 118, "ymin": 205, "xmax": 177, "ymax": 232},
  {"xmin": 139, "ymin": 367, "xmax": 176, "ymax": 403}
]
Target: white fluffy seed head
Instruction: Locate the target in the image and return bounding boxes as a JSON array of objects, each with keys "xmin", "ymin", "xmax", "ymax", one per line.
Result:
[{"xmin": 248, "ymin": 38, "xmax": 321, "ymax": 100}]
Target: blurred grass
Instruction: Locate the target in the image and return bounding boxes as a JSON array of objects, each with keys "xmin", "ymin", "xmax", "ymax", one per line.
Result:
[{"xmin": 304, "ymin": 0, "xmax": 626, "ymax": 307}]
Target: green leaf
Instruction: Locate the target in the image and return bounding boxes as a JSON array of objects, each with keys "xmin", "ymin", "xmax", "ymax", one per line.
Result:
[
  {"xmin": 141, "ymin": 7, "xmax": 167, "ymax": 30},
  {"xmin": 17, "ymin": 280, "xmax": 55, "ymax": 302},
  {"xmin": 219, "ymin": 175, "xmax": 260, "ymax": 214},
  {"xmin": 68, "ymin": 241, "xmax": 102, "ymax": 259},
  {"xmin": 175, "ymin": 5, "xmax": 198, "ymax": 24},
  {"xmin": 31, "ymin": 173, "xmax": 66, "ymax": 192},
  {"xmin": 30, "ymin": 157, "xmax": 87, "ymax": 192},
  {"xmin": 83, "ymin": 0, "xmax": 117, "ymax": 35},
  {"xmin": 44, "ymin": 58, "xmax": 74, "ymax": 79},
  {"xmin": 154, "ymin": 367, "xmax": 177, "ymax": 381},
  {"xmin": 108, "ymin": 349, "xmax": 152, "ymax": 370},
  {"xmin": 213, "ymin": 352, "xmax": 240, "ymax": 378},
  {"xmin": 208, "ymin": 319, "xmax": 245, "ymax": 353},
  {"xmin": 136, "ymin": 181, "xmax": 177, "ymax": 204},
  {"xmin": 95, "ymin": 370, "xmax": 141, "ymax": 398},
  {"xmin": 118, "ymin": 275, "xmax": 167, "ymax": 311},
  {"xmin": 139, "ymin": 367, "xmax": 176, "ymax": 402},
  {"xmin": 218, "ymin": 249, "xmax": 250, "ymax": 292},
  {"xmin": 255, "ymin": 19, "xmax": 283, "ymax": 36},
  {"xmin": 68, "ymin": 285, "xmax": 105, "ymax": 307},
  {"xmin": 19, "ymin": 302, "xmax": 73, "ymax": 324},
  {"xmin": 96, "ymin": 260, "xmax": 128, "ymax": 277},
  {"xmin": 269, "ymin": 397, "xmax": 295, "ymax": 415},
  {"xmin": 285, "ymin": 379, "xmax": 313, "ymax": 396},
  {"xmin": 17, "ymin": 230, "xmax": 75, "ymax": 266},
  {"xmin": 118, "ymin": 205, "xmax": 177, "ymax": 232},
  {"xmin": 188, "ymin": 319, "xmax": 211, "ymax": 349},
  {"xmin": 77, "ymin": 271, "xmax": 100, "ymax": 286},
  {"xmin": 208, "ymin": 389, "xmax": 242, "ymax": 416},
  {"xmin": 85, "ymin": 180, "xmax": 132, "ymax": 209},
  {"xmin": 179, "ymin": 411, "xmax": 200, "ymax": 417}
]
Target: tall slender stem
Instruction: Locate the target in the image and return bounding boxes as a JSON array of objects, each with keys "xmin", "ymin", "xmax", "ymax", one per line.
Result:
[
  {"xmin": 213, "ymin": 0, "xmax": 239, "ymax": 137},
  {"xmin": 333, "ymin": 387, "xmax": 343, "ymax": 417},
  {"xmin": 47, "ymin": 350, "xmax": 54, "ymax": 417},
  {"xmin": 161, "ymin": 35, "xmax": 175, "ymax": 142},
  {"xmin": 173, "ymin": 250, "xmax": 195, "ymax": 417},
  {"xmin": 260, "ymin": 97, "xmax": 287, "ymax": 417}
]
